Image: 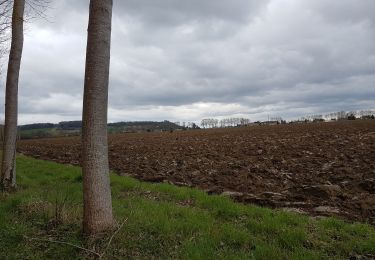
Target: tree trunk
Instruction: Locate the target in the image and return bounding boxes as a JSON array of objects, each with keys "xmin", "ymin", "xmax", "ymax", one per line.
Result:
[
  {"xmin": 1, "ymin": 0, "xmax": 24, "ymax": 191},
  {"xmin": 82, "ymin": 0, "xmax": 113, "ymax": 234}
]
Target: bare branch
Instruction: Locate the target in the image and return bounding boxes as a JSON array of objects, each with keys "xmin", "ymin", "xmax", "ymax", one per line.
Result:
[
  {"xmin": 0, "ymin": 0, "xmax": 52, "ymax": 43},
  {"xmin": 0, "ymin": 0, "xmax": 52, "ymax": 73},
  {"xmin": 25, "ymin": 0, "xmax": 52, "ymax": 22}
]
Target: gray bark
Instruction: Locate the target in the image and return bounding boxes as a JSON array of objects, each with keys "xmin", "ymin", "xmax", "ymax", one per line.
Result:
[
  {"xmin": 1, "ymin": 0, "xmax": 24, "ymax": 191},
  {"xmin": 82, "ymin": 0, "xmax": 113, "ymax": 234}
]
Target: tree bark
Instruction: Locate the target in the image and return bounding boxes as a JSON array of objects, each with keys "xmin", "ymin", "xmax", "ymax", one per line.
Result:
[
  {"xmin": 1, "ymin": 0, "xmax": 24, "ymax": 191},
  {"xmin": 82, "ymin": 0, "xmax": 113, "ymax": 234}
]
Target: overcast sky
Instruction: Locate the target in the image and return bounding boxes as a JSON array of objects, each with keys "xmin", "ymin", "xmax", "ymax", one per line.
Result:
[{"xmin": 1, "ymin": 0, "xmax": 375, "ymax": 124}]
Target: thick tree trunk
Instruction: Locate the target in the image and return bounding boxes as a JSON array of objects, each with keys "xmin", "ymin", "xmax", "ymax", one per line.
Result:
[
  {"xmin": 82, "ymin": 0, "xmax": 113, "ymax": 234},
  {"xmin": 1, "ymin": 0, "xmax": 24, "ymax": 191}
]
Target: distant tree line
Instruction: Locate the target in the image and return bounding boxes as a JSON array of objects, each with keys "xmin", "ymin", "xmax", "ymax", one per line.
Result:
[
  {"xmin": 299, "ymin": 110, "xmax": 375, "ymax": 122},
  {"xmin": 173, "ymin": 121, "xmax": 200, "ymax": 129},
  {"xmin": 269, "ymin": 116, "xmax": 286, "ymax": 124},
  {"xmin": 198, "ymin": 109, "xmax": 375, "ymax": 129},
  {"xmin": 201, "ymin": 118, "xmax": 219, "ymax": 128},
  {"xmin": 109, "ymin": 120, "xmax": 181, "ymax": 128},
  {"xmin": 19, "ymin": 123, "xmax": 55, "ymax": 130},
  {"xmin": 18, "ymin": 120, "xmax": 183, "ymax": 132},
  {"xmin": 18, "ymin": 121, "xmax": 82, "ymax": 130},
  {"xmin": 200, "ymin": 118, "xmax": 251, "ymax": 128},
  {"xmin": 58, "ymin": 121, "xmax": 82, "ymax": 129}
]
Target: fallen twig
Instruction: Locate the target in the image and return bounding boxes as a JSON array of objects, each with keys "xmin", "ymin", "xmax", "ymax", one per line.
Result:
[
  {"xmin": 99, "ymin": 218, "xmax": 128, "ymax": 259},
  {"xmin": 24, "ymin": 236, "xmax": 101, "ymax": 258}
]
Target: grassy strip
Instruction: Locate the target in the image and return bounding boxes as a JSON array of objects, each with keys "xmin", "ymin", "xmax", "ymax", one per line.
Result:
[{"xmin": 0, "ymin": 155, "xmax": 374, "ymax": 259}]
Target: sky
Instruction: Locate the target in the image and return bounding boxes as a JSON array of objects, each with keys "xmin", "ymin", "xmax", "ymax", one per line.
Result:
[{"xmin": 1, "ymin": 0, "xmax": 375, "ymax": 124}]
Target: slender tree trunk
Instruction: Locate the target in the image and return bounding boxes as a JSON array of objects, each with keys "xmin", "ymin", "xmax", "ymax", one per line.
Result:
[
  {"xmin": 1, "ymin": 0, "xmax": 24, "ymax": 191},
  {"xmin": 82, "ymin": 0, "xmax": 113, "ymax": 234}
]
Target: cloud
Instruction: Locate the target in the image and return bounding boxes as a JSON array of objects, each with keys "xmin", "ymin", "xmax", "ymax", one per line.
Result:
[
  {"xmin": 114, "ymin": 0, "xmax": 270, "ymax": 27},
  {"xmin": 0, "ymin": 0, "xmax": 374, "ymax": 124}
]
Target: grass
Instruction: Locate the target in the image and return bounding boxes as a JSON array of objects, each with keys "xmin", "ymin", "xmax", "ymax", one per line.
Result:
[{"xmin": 0, "ymin": 155, "xmax": 374, "ymax": 259}]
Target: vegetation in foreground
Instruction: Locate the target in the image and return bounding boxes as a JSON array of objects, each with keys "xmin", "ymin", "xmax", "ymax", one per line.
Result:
[{"xmin": 0, "ymin": 155, "xmax": 374, "ymax": 259}]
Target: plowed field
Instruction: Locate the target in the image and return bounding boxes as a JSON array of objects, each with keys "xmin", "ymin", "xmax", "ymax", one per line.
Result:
[{"xmin": 18, "ymin": 120, "xmax": 375, "ymax": 223}]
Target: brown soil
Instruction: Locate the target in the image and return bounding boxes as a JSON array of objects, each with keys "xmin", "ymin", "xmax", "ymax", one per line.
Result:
[{"xmin": 18, "ymin": 120, "xmax": 375, "ymax": 223}]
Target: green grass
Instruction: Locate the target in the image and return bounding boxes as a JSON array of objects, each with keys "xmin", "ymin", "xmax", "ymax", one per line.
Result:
[{"xmin": 0, "ymin": 155, "xmax": 374, "ymax": 259}]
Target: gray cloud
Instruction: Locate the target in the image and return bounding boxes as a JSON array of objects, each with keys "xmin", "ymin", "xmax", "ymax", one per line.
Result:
[
  {"xmin": 115, "ymin": 0, "xmax": 269, "ymax": 26},
  {"xmin": 1, "ymin": 0, "xmax": 374, "ymax": 124}
]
